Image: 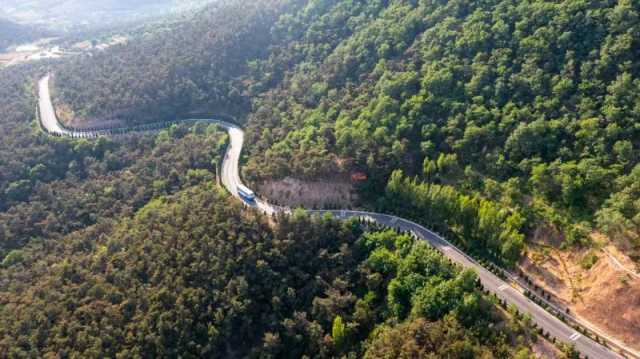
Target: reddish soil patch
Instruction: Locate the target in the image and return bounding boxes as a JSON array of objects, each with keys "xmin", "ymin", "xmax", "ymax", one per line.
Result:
[
  {"xmin": 257, "ymin": 176, "xmax": 356, "ymax": 209},
  {"xmin": 521, "ymin": 231, "xmax": 640, "ymax": 352},
  {"xmin": 574, "ymin": 256, "xmax": 640, "ymax": 348}
]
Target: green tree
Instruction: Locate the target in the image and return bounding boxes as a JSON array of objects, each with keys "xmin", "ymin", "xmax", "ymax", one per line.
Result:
[{"xmin": 332, "ymin": 315, "xmax": 347, "ymax": 352}]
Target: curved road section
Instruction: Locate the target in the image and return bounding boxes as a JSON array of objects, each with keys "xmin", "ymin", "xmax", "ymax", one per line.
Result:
[
  {"xmin": 37, "ymin": 76, "xmax": 625, "ymax": 359},
  {"xmin": 39, "ymin": 75, "xmax": 265, "ymax": 208},
  {"xmin": 39, "ymin": 76, "xmax": 71, "ymax": 136}
]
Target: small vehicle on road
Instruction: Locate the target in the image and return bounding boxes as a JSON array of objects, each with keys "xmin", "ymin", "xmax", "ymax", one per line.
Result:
[{"xmin": 237, "ymin": 184, "xmax": 256, "ymax": 202}]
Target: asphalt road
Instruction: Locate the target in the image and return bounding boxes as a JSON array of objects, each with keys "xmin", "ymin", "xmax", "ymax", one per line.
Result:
[
  {"xmin": 219, "ymin": 125, "xmax": 276, "ymax": 214},
  {"xmin": 38, "ymin": 75, "xmax": 71, "ymax": 136},
  {"xmin": 37, "ymin": 76, "xmax": 626, "ymax": 359},
  {"xmin": 312, "ymin": 211, "xmax": 624, "ymax": 359}
]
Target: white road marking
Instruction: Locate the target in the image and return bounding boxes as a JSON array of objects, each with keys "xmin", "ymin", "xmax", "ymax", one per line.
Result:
[{"xmin": 498, "ymin": 284, "xmax": 509, "ymax": 291}]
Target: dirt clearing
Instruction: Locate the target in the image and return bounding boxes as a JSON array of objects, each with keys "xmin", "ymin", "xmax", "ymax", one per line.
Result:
[
  {"xmin": 521, "ymin": 231, "xmax": 640, "ymax": 352},
  {"xmin": 257, "ymin": 176, "xmax": 356, "ymax": 209}
]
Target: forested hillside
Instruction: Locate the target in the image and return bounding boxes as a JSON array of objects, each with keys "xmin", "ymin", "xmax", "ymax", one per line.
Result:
[
  {"xmin": 0, "ymin": 64, "xmax": 547, "ymax": 358},
  {"xmin": 53, "ymin": 0, "xmax": 298, "ymax": 125},
  {"xmin": 51, "ymin": 0, "xmax": 640, "ymax": 256},
  {"xmin": 239, "ymin": 0, "xmax": 640, "ymax": 256},
  {"xmin": 0, "ymin": 185, "xmax": 543, "ymax": 357},
  {"xmin": 0, "ymin": 65, "xmax": 229, "ymax": 262},
  {"xmin": 0, "ymin": 19, "xmax": 47, "ymax": 51},
  {"xmin": 3, "ymin": 0, "xmax": 637, "ymax": 355}
]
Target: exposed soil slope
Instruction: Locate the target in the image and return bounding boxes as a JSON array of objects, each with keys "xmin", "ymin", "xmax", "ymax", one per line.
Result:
[{"xmin": 522, "ymin": 234, "xmax": 640, "ymax": 352}]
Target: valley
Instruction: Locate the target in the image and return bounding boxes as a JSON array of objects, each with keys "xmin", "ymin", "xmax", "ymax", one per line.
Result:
[{"xmin": 0, "ymin": 0, "xmax": 211, "ymax": 29}]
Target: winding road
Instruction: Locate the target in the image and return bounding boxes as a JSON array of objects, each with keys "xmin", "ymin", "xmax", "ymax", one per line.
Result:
[{"xmin": 37, "ymin": 75, "xmax": 630, "ymax": 359}]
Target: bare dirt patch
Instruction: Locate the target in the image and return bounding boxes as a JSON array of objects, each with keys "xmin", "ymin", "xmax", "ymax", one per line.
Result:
[
  {"xmin": 521, "ymin": 232, "xmax": 640, "ymax": 352},
  {"xmin": 531, "ymin": 337, "xmax": 563, "ymax": 359},
  {"xmin": 0, "ymin": 51, "xmax": 27, "ymax": 66},
  {"xmin": 257, "ymin": 176, "xmax": 356, "ymax": 209}
]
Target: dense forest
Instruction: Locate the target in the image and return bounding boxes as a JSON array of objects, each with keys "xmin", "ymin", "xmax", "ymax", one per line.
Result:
[
  {"xmin": 0, "ymin": 65, "xmax": 549, "ymax": 356},
  {"xmin": 383, "ymin": 170, "xmax": 525, "ymax": 267},
  {"xmin": 0, "ymin": 65, "xmax": 229, "ymax": 261},
  {"xmin": 240, "ymin": 0, "xmax": 640, "ymax": 259},
  {"xmin": 0, "ymin": 184, "xmax": 546, "ymax": 357},
  {"xmin": 52, "ymin": 0, "xmax": 298, "ymax": 125},
  {"xmin": 2, "ymin": 0, "xmax": 635, "ymax": 356},
  {"xmin": 51, "ymin": 0, "xmax": 640, "ymax": 260}
]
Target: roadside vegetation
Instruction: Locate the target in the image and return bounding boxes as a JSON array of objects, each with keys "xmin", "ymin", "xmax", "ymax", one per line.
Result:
[
  {"xmin": 50, "ymin": 0, "xmax": 640, "ymax": 263},
  {"xmin": 383, "ymin": 170, "xmax": 525, "ymax": 267},
  {"xmin": 0, "ymin": 0, "xmax": 639, "ymax": 355},
  {"xmin": 0, "ymin": 185, "xmax": 541, "ymax": 357},
  {"xmin": 0, "ymin": 66, "xmax": 228, "ymax": 260},
  {"xmin": 240, "ymin": 0, "xmax": 640, "ymax": 265}
]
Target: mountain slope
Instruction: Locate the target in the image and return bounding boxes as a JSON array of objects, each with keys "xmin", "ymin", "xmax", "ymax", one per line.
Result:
[
  {"xmin": 239, "ymin": 0, "xmax": 640, "ymax": 248},
  {"xmin": 1, "ymin": 0, "xmax": 638, "ymax": 355},
  {"xmin": 0, "ymin": 63, "xmax": 543, "ymax": 359},
  {"xmin": 0, "ymin": 18, "xmax": 47, "ymax": 51},
  {"xmin": 53, "ymin": 0, "xmax": 298, "ymax": 126},
  {"xmin": 0, "ymin": 185, "xmax": 540, "ymax": 358},
  {"xmin": 50, "ymin": 0, "xmax": 640, "ymax": 257}
]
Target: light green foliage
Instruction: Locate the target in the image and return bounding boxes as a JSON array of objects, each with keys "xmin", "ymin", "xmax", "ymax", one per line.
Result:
[
  {"xmin": 385, "ymin": 170, "xmax": 525, "ymax": 266},
  {"xmin": 332, "ymin": 315, "xmax": 346, "ymax": 351},
  {"xmin": 1, "ymin": 250, "xmax": 24, "ymax": 268},
  {"xmin": 580, "ymin": 251, "xmax": 600, "ymax": 270},
  {"xmin": 530, "ymin": 160, "xmax": 618, "ymax": 217},
  {"xmin": 366, "ymin": 248, "xmax": 399, "ymax": 276},
  {"xmin": 514, "ymin": 348, "xmax": 534, "ymax": 359},
  {"xmin": 364, "ymin": 230, "xmax": 479, "ymax": 322},
  {"xmin": 237, "ymin": 0, "xmax": 640, "ymax": 258},
  {"xmin": 597, "ymin": 164, "xmax": 640, "ymax": 246},
  {"xmin": 362, "ymin": 231, "xmax": 517, "ymax": 358},
  {"xmin": 424, "ymin": 152, "xmax": 462, "ymax": 184}
]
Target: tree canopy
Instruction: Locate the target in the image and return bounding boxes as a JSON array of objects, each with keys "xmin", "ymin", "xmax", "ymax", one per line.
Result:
[
  {"xmin": 48, "ymin": 0, "xmax": 640, "ymax": 255},
  {"xmin": 0, "ymin": 186, "xmax": 538, "ymax": 357}
]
